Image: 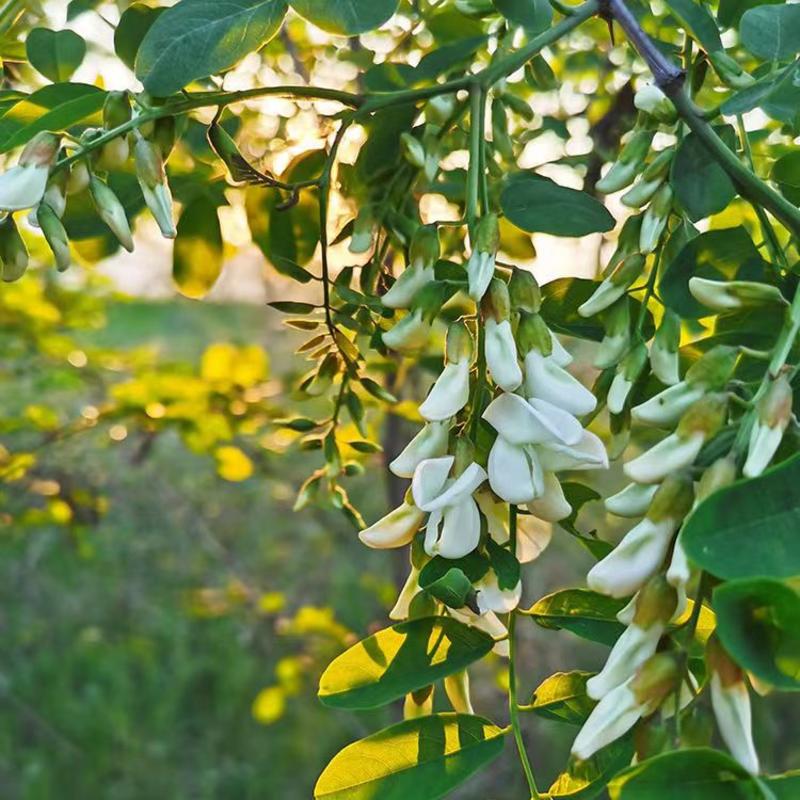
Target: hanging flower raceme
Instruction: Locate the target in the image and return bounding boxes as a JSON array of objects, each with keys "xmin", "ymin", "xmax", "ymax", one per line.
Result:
[
  {"xmin": 382, "ymin": 224, "xmax": 439, "ymax": 309},
  {"xmin": 589, "ymin": 473, "xmax": 694, "ymax": 598},
  {"xmin": 482, "ymin": 277, "xmax": 522, "ymax": 392},
  {"xmin": 743, "ymin": 373, "xmax": 793, "ymax": 478},
  {"xmin": 419, "ymin": 321, "xmax": 473, "ymax": 421},
  {"xmin": 0, "ymin": 131, "xmax": 60, "ymax": 212},
  {"xmin": 625, "ymin": 393, "xmax": 728, "ymax": 484},
  {"xmin": 633, "ymin": 345, "xmax": 738, "ymax": 428},
  {"xmin": 572, "ymin": 652, "xmax": 681, "ymax": 760},
  {"xmin": 467, "ymin": 213, "xmax": 499, "ymax": 302},
  {"xmin": 587, "ymin": 575, "xmax": 678, "ymax": 699},
  {"xmin": 707, "ymin": 635, "xmax": 761, "ymax": 775}
]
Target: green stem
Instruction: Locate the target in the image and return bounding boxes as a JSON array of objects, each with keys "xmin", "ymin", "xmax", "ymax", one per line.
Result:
[
  {"xmin": 508, "ymin": 504, "xmax": 539, "ymax": 799},
  {"xmin": 467, "ymin": 84, "xmax": 483, "ymax": 232},
  {"xmin": 604, "ymin": 0, "xmax": 800, "ymax": 241}
]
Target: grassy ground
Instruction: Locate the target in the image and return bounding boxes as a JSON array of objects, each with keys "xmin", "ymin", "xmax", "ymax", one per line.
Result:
[{"xmin": 1, "ymin": 299, "xmax": 797, "ymax": 799}]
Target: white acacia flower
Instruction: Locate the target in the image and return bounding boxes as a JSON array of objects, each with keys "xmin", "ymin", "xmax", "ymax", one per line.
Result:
[
  {"xmin": 467, "ymin": 213, "xmax": 499, "ymax": 301},
  {"xmin": 389, "ymin": 420, "xmax": 451, "ymax": 478},
  {"xmin": 359, "ymin": 502, "xmax": 425, "ymax": 549},
  {"xmin": 586, "ymin": 577, "xmax": 677, "ymax": 699},
  {"xmin": 389, "ymin": 566, "xmax": 421, "ymax": 620},
  {"xmin": 381, "ymin": 263, "xmax": 435, "ymax": 309},
  {"xmin": 485, "ymin": 317, "xmax": 522, "ymax": 392},
  {"xmin": 475, "ymin": 569, "xmax": 522, "ymax": 614},
  {"xmin": 550, "ymin": 332, "xmax": 573, "ymax": 367},
  {"xmin": 0, "ymin": 132, "xmax": 60, "ymax": 212},
  {"xmin": 528, "ymin": 471, "xmax": 572, "ymax": 522},
  {"xmin": 134, "ymin": 136, "xmax": 176, "ymax": 238},
  {"xmin": 666, "ymin": 532, "xmax": 692, "ymax": 591},
  {"xmin": 524, "ymin": 350, "xmax": 597, "ymax": 416},
  {"xmin": 632, "ymin": 381, "xmax": 705, "ymax": 427},
  {"xmin": 483, "ymin": 392, "xmax": 584, "ymax": 447},
  {"xmin": 689, "ymin": 276, "xmax": 786, "ymax": 312},
  {"xmin": 708, "ymin": 637, "xmax": 760, "ymax": 775},
  {"xmin": 419, "ymin": 359, "xmax": 470, "ymax": 421},
  {"xmin": 475, "ymin": 490, "xmax": 552, "ymax": 563},
  {"xmin": 624, "ymin": 432, "xmax": 703, "ymax": 484},
  {"xmin": 743, "ymin": 375, "xmax": 793, "ymax": 478},
  {"xmin": 412, "ymin": 456, "xmax": 487, "ymax": 559},
  {"xmin": 444, "ymin": 670, "xmax": 474, "ymax": 714},
  {"xmin": 487, "ymin": 435, "xmax": 544, "ymax": 504},
  {"xmin": 605, "ymin": 482, "xmax": 659, "ymax": 518},
  {"xmin": 536, "ymin": 430, "xmax": 609, "ymax": 472},
  {"xmin": 382, "ymin": 308, "xmax": 432, "ymax": 352}
]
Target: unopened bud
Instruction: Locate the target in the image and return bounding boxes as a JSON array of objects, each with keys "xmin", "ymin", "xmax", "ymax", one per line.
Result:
[
  {"xmin": 508, "ymin": 268, "xmax": 541, "ymax": 312},
  {"xmin": 516, "ymin": 310, "xmax": 552, "ymax": 356},
  {"xmin": 400, "ymin": 132, "xmax": 426, "ymax": 169},
  {"xmin": 445, "ymin": 320, "xmax": 474, "ymax": 364},
  {"xmin": 19, "ymin": 131, "xmax": 61, "ymax": 168},
  {"xmin": 596, "ymin": 128, "xmax": 655, "ymax": 193},
  {"xmin": 89, "ymin": 175, "xmax": 134, "ymax": 252},
  {"xmin": 482, "ymin": 277, "xmax": 511, "ymax": 322},
  {"xmin": 647, "ymin": 472, "xmax": 694, "ymax": 523},
  {"xmin": 650, "ymin": 310, "xmax": 681, "ymax": 385},
  {"xmin": 631, "ymin": 652, "xmax": 681, "ymax": 710},
  {"xmin": 36, "ymin": 202, "xmax": 71, "ymax": 271},
  {"xmin": 0, "ymin": 215, "xmax": 29, "ymax": 282},
  {"xmin": 709, "ymin": 51, "xmax": 755, "ymax": 90},
  {"xmin": 634, "ymin": 84, "xmax": 677, "ymax": 123},
  {"xmin": 409, "ymin": 224, "xmax": 440, "ymax": 270},
  {"xmin": 696, "ymin": 455, "xmax": 737, "ymax": 503},
  {"xmin": 640, "ymin": 183, "xmax": 673, "ymax": 253},
  {"xmin": 579, "ymin": 254, "xmax": 646, "ymax": 318},
  {"xmin": 686, "ymin": 345, "xmax": 738, "ymax": 389},
  {"xmin": 689, "ymin": 277, "xmax": 786, "ymax": 312},
  {"xmin": 103, "ymin": 91, "xmax": 132, "ymax": 129},
  {"xmin": 594, "ymin": 298, "xmax": 631, "ymax": 369},
  {"xmin": 633, "ymin": 575, "xmax": 679, "ymax": 628},
  {"xmin": 608, "ymin": 342, "xmax": 648, "ymax": 414},
  {"xmin": 474, "ymin": 213, "xmax": 499, "ymax": 255},
  {"xmin": 676, "ymin": 393, "xmax": 728, "ymax": 440}
]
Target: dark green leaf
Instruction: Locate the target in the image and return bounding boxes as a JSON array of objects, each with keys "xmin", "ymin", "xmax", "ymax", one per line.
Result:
[
  {"xmin": 424, "ymin": 568, "xmax": 474, "ymax": 609},
  {"xmin": 419, "ymin": 553, "xmax": 491, "ymax": 588},
  {"xmin": 659, "ymin": 226, "xmax": 767, "ymax": 318},
  {"xmin": 136, "ymin": 0, "xmax": 288, "ymax": 96},
  {"xmin": 290, "ymin": 0, "xmax": 398, "ymax": 35},
  {"xmin": 609, "ymin": 748, "xmax": 764, "ymax": 799},
  {"xmin": 714, "ymin": 578, "xmax": 800, "ymax": 691},
  {"xmin": 0, "ymin": 83, "xmax": 106, "ymax": 153},
  {"xmin": 314, "ymin": 713, "xmax": 506, "ymax": 800},
  {"xmin": 682, "ymin": 454, "xmax": 800, "ymax": 580},
  {"xmin": 501, "ymin": 173, "xmax": 615, "ymax": 237},
  {"xmin": 318, "ymin": 617, "xmax": 495, "ymax": 709},
  {"xmin": 486, "ymin": 537, "xmax": 520, "ymax": 590},
  {"xmin": 522, "ymin": 589, "xmax": 627, "ymax": 645},
  {"xmin": 670, "ymin": 127, "xmax": 737, "ymax": 222},
  {"xmin": 492, "ymin": 0, "xmax": 552, "ymax": 34},
  {"xmin": 522, "ymin": 671, "xmax": 596, "ymax": 725},
  {"xmin": 741, "ymin": 4, "xmax": 800, "ymax": 61},
  {"xmin": 173, "ymin": 198, "xmax": 223, "ymax": 299},
  {"xmin": 114, "ymin": 3, "xmax": 164, "ymax": 72},
  {"xmin": 665, "ymin": 0, "xmax": 723, "ymax": 52},
  {"xmin": 717, "ymin": 0, "xmax": 782, "ymax": 29},
  {"xmin": 269, "ymin": 301, "xmax": 317, "ymax": 314},
  {"xmin": 26, "ymin": 28, "xmax": 86, "ymax": 83}
]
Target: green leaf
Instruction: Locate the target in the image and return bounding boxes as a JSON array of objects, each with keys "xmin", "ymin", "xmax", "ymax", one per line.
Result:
[
  {"xmin": 246, "ymin": 150, "xmax": 324, "ymax": 277},
  {"xmin": 665, "ymin": 0, "xmax": 723, "ymax": 52},
  {"xmin": 268, "ymin": 301, "xmax": 317, "ymax": 314},
  {"xmin": 608, "ymin": 748, "xmax": 763, "ymax": 798},
  {"xmin": 772, "ymin": 151, "xmax": 800, "ymax": 188},
  {"xmin": 549, "ymin": 741, "xmax": 634, "ymax": 800},
  {"xmin": 521, "ymin": 670, "xmax": 596, "ymax": 725},
  {"xmin": 114, "ymin": 3, "xmax": 164, "ymax": 72},
  {"xmin": 714, "ymin": 578, "xmax": 800, "ymax": 691},
  {"xmin": 541, "ymin": 279, "xmax": 655, "ymax": 341},
  {"xmin": 290, "ymin": 0, "xmax": 398, "ymax": 35},
  {"xmin": 492, "ymin": 0, "xmax": 552, "ymax": 34},
  {"xmin": 136, "ymin": 0, "xmax": 288, "ymax": 96},
  {"xmin": 0, "ymin": 83, "xmax": 106, "ymax": 153},
  {"xmin": 717, "ymin": 0, "xmax": 782, "ymax": 29},
  {"xmin": 659, "ymin": 226, "xmax": 767, "ymax": 319},
  {"xmin": 741, "ymin": 4, "xmax": 800, "ymax": 61},
  {"xmin": 670, "ymin": 127, "xmax": 736, "ymax": 222},
  {"xmin": 522, "ymin": 589, "xmax": 626, "ymax": 646},
  {"xmin": 682, "ymin": 455, "xmax": 800, "ymax": 580},
  {"xmin": 419, "ymin": 552, "xmax": 491, "ymax": 587},
  {"xmin": 501, "ymin": 173, "xmax": 615, "ymax": 237},
  {"xmin": 318, "ymin": 617, "xmax": 495, "ymax": 709},
  {"xmin": 314, "ymin": 713, "xmax": 506, "ymax": 800},
  {"xmin": 26, "ymin": 28, "xmax": 86, "ymax": 83},
  {"xmin": 173, "ymin": 198, "xmax": 224, "ymax": 299},
  {"xmin": 423, "ymin": 568, "xmax": 474, "ymax": 609},
  {"xmin": 486, "ymin": 536, "xmax": 520, "ymax": 590}
]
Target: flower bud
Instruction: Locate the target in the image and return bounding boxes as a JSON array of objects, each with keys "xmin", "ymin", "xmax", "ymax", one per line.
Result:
[
  {"xmin": 154, "ymin": 116, "xmax": 177, "ymax": 160},
  {"xmin": 66, "ymin": 160, "xmax": 90, "ymax": 195},
  {"xmin": 404, "ymin": 686, "xmax": 434, "ymax": 719},
  {"xmin": 382, "ymin": 226, "xmax": 438, "ymax": 309},
  {"xmin": 676, "ymin": 393, "xmax": 728, "ymax": 440},
  {"xmin": 19, "ymin": 131, "xmax": 61, "ymax": 168},
  {"xmin": 640, "ymin": 183, "xmax": 673, "ymax": 254},
  {"xmin": 482, "ymin": 276, "xmax": 511, "ymax": 322},
  {"xmin": 389, "ymin": 566, "xmax": 422, "ymax": 620},
  {"xmin": 604, "ymin": 214, "xmax": 644, "ymax": 277},
  {"xmin": 596, "ymin": 128, "xmax": 655, "ymax": 194},
  {"xmin": 608, "ymin": 342, "xmax": 648, "ymax": 415},
  {"xmin": 382, "ymin": 308, "xmax": 431, "ymax": 352},
  {"xmin": 516, "ymin": 310, "xmax": 552, "ymax": 356},
  {"xmin": 36, "ymin": 202, "xmax": 70, "ymax": 271},
  {"xmin": 743, "ymin": 374, "xmax": 793, "ymax": 478},
  {"xmin": 642, "ymin": 147, "xmax": 676, "ymax": 182},
  {"xmin": 508, "ymin": 267, "xmax": 541, "ymax": 313},
  {"xmin": 594, "ymin": 298, "xmax": 631, "ymax": 369},
  {"xmin": 696, "ymin": 454, "xmax": 737, "ymax": 504},
  {"xmin": 579, "ymin": 254, "xmax": 646, "ymax": 318},
  {"xmin": 103, "ymin": 91, "xmax": 131, "ymax": 129},
  {"xmin": 445, "ymin": 320, "xmax": 473, "ymax": 365},
  {"xmin": 97, "ymin": 136, "xmax": 130, "ymax": 171},
  {"xmin": 134, "ymin": 135, "xmax": 176, "ymax": 238},
  {"xmin": 631, "ymin": 652, "xmax": 681, "ymax": 710},
  {"xmin": 634, "ymin": 84, "xmax": 677, "ymax": 123},
  {"xmin": 467, "ymin": 214, "xmax": 499, "ymax": 302},
  {"xmin": 426, "ymin": 94, "xmax": 457, "ymax": 126},
  {"xmin": 41, "ymin": 169, "xmax": 68, "ymax": 219},
  {"xmin": 650, "ymin": 309, "xmax": 681, "ymax": 386},
  {"xmin": 0, "ymin": 215, "xmax": 29, "ymax": 282},
  {"xmin": 621, "ymin": 175, "xmax": 664, "ymax": 209},
  {"xmin": 443, "ymin": 670, "xmax": 474, "ymax": 714},
  {"xmin": 485, "ymin": 317, "xmax": 522, "ymax": 392},
  {"xmin": 686, "ymin": 345, "xmax": 739, "ymax": 388},
  {"xmin": 689, "ymin": 277, "xmax": 786, "ymax": 312},
  {"xmin": 605, "ymin": 481, "xmax": 659, "ymax": 518},
  {"xmin": 633, "ymin": 574, "xmax": 679, "ymax": 628},
  {"xmin": 89, "ymin": 175, "xmax": 134, "ymax": 252}
]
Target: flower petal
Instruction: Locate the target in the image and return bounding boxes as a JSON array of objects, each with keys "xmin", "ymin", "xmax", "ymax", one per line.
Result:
[
  {"xmin": 390, "ymin": 421, "xmax": 451, "ymax": 478},
  {"xmin": 624, "ymin": 432, "xmax": 704, "ymax": 484},
  {"xmin": 537, "ymin": 430, "xmax": 609, "ymax": 472},
  {"xmin": 389, "ymin": 566, "xmax": 421, "ymax": 620},
  {"xmin": 710, "ymin": 674, "xmax": 760, "ymax": 775},
  {"xmin": 632, "ymin": 382, "xmax": 704, "ymax": 427},
  {"xmin": 605, "ymin": 482, "xmax": 659, "ymax": 518},
  {"xmin": 528, "ymin": 472, "xmax": 571, "ymax": 522},
  {"xmin": 476, "ymin": 570, "xmax": 522, "ymax": 614},
  {"xmin": 571, "ymin": 682, "xmax": 642, "ymax": 761},
  {"xmin": 743, "ymin": 420, "xmax": 784, "ymax": 478},
  {"xmin": 421, "ymin": 462, "xmax": 487, "ymax": 512},
  {"xmin": 485, "ymin": 318, "xmax": 522, "ymax": 392},
  {"xmin": 359, "ymin": 503, "xmax": 425, "ymax": 549},
  {"xmin": 488, "ymin": 437, "xmax": 543, "ymax": 504},
  {"xmin": 524, "ymin": 350, "xmax": 597, "ymax": 416},
  {"xmin": 412, "ymin": 456, "xmax": 454, "ymax": 509},
  {"xmin": 435, "ymin": 496, "xmax": 482, "ymax": 558},
  {"xmin": 382, "ymin": 264, "xmax": 435, "ymax": 309},
  {"xmin": 419, "ymin": 358, "xmax": 471, "ymax": 422},
  {"xmin": 0, "ymin": 164, "xmax": 48, "ymax": 212}
]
